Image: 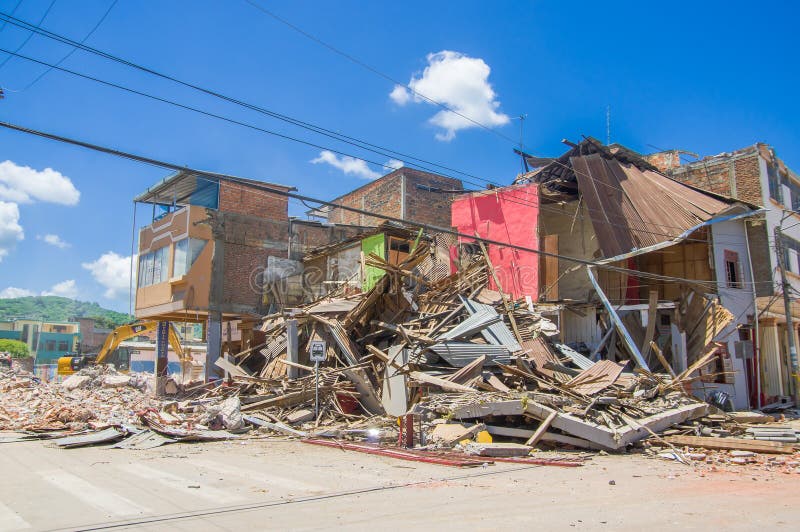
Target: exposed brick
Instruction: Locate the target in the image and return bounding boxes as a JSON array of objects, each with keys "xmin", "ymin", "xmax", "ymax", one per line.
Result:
[{"xmin": 327, "ymin": 168, "xmax": 463, "ymax": 228}]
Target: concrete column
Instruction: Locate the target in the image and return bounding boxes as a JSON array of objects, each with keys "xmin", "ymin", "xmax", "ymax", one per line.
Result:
[
  {"xmin": 205, "ymin": 311, "xmax": 223, "ymax": 382},
  {"xmin": 155, "ymin": 321, "xmax": 169, "ymax": 396},
  {"xmin": 286, "ymin": 319, "xmax": 299, "ymax": 380}
]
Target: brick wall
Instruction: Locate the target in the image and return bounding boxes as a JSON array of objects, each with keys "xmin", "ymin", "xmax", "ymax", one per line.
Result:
[
  {"xmin": 666, "ymin": 147, "xmax": 765, "ymax": 207},
  {"xmin": 218, "ymin": 180, "xmax": 290, "ymax": 221},
  {"xmin": 644, "ymin": 150, "xmax": 684, "ymax": 173},
  {"xmin": 327, "ymin": 168, "xmax": 463, "ymax": 227},
  {"xmin": 746, "ymin": 220, "xmax": 774, "ymax": 297},
  {"xmin": 403, "ymin": 170, "xmax": 464, "ymax": 228}
]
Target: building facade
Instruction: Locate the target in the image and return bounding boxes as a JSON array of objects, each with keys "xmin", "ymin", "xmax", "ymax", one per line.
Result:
[
  {"xmin": 0, "ymin": 319, "xmax": 80, "ymax": 364},
  {"xmin": 323, "ymin": 167, "xmax": 463, "ymax": 228},
  {"xmin": 649, "ymin": 144, "xmax": 799, "ymax": 405}
]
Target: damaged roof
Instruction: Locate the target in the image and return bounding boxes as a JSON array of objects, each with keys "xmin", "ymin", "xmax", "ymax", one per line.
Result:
[
  {"xmin": 516, "ymin": 138, "xmax": 758, "ymax": 259},
  {"xmin": 134, "ymin": 169, "xmax": 295, "ymax": 206}
]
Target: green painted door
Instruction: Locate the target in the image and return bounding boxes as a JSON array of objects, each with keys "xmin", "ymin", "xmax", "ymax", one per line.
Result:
[{"xmin": 361, "ymin": 233, "xmax": 386, "ymax": 291}]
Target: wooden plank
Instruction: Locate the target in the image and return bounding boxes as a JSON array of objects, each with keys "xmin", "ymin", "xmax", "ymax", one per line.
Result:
[
  {"xmin": 409, "ymin": 371, "xmax": 477, "ymax": 393},
  {"xmin": 446, "ymin": 355, "xmax": 486, "ymax": 385},
  {"xmin": 541, "ymin": 234, "xmax": 559, "ymax": 301},
  {"xmin": 485, "ymin": 374, "xmax": 511, "ymax": 393},
  {"xmin": 650, "ymin": 341, "xmax": 677, "ymax": 378},
  {"xmin": 214, "ymin": 356, "xmax": 251, "ymax": 378},
  {"xmin": 563, "ymin": 359, "xmax": 625, "ymax": 396},
  {"xmin": 242, "ymin": 388, "xmax": 332, "ymax": 411},
  {"xmin": 661, "ymin": 435, "xmax": 794, "ymax": 454},
  {"xmin": 640, "ymin": 290, "xmax": 659, "ymax": 358},
  {"xmin": 342, "ymin": 368, "xmax": 385, "ymax": 416},
  {"xmin": 525, "ymin": 411, "xmax": 558, "ymax": 446}
]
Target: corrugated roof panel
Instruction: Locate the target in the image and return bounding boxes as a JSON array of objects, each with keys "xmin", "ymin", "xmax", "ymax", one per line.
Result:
[{"xmin": 572, "ymin": 154, "xmax": 732, "ymax": 258}]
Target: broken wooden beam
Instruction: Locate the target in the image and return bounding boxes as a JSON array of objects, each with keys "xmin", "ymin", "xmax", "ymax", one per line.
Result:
[{"xmin": 659, "ymin": 435, "xmax": 795, "ymax": 454}]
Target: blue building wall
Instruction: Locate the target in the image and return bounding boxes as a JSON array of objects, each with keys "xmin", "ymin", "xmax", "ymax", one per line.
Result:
[
  {"xmin": 0, "ymin": 330, "xmax": 22, "ymax": 341},
  {"xmin": 35, "ymin": 332, "xmax": 80, "ymax": 363}
]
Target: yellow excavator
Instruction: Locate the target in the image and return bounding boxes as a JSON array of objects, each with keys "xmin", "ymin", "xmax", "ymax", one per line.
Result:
[{"xmin": 57, "ymin": 321, "xmax": 192, "ymax": 376}]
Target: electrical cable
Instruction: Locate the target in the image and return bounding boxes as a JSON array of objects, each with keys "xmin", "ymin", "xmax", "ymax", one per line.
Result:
[
  {"xmin": 22, "ymin": 0, "xmax": 117, "ymax": 90},
  {"xmin": 0, "ymin": 0, "xmax": 56, "ymax": 71},
  {"xmin": 0, "ymin": 46, "xmax": 717, "ymax": 245},
  {"xmin": 0, "ymin": 10, "xmax": 713, "ymax": 239},
  {"xmin": 242, "ymin": 0, "xmax": 524, "ymax": 149},
  {"xmin": 0, "ymin": 118, "xmax": 760, "ymax": 289},
  {"xmin": 0, "ymin": 0, "xmax": 24, "ymax": 32}
]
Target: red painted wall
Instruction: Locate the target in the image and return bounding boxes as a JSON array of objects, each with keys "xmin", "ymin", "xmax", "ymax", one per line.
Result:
[{"xmin": 451, "ymin": 184, "xmax": 540, "ymax": 299}]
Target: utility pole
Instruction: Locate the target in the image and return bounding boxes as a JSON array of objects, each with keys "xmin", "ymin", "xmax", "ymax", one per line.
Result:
[{"xmin": 773, "ymin": 224, "xmax": 800, "ymax": 402}]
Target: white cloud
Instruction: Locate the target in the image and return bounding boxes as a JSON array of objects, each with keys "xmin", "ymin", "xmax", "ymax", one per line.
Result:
[
  {"xmin": 311, "ymin": 151, "xmax": 406, "ymax": 180},
  {"xmin": 82, "ymin": 251, "xmax": 133, "ymax": 299},
  {"xmin": 311, "ymin": 151, "xmax": 381, "ymax": 180},
  {"xmin": 37, "ymin": 233, "xmax": 70, "ymax": 249},
  {"xmin": 0, "ymin": 286, "xmax": 35, "ymax": 298},
  {"xmin": 0, "ymin": 160, "xmax": 80, "ymax": 205},
  {"xmin": 0, "ymin": 201, "xmax": 24, "ymax": 261},
  {"xmin": 389, "ymin": 51, "xmax": 510, "ymax": 141},
  {"xmin": 386, "ymin": 159, "xmax": 404, "ymax": 170},
  {"xmin": 42, "ymin": 279, "xmax": 78, "ymax": 298},
  {"xmin": 389, "ymin": 85, "xmax": 411, "ymax": 105}
]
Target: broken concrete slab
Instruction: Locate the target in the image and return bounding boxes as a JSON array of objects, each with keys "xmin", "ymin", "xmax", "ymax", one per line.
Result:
[{"xmin": 465, "ymin": 442, "xmax": 532, "ymax": 457}]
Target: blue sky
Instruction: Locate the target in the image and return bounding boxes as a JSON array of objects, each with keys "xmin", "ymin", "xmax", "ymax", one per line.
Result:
[{"xmin": 0, "ymin": 0, "xmax": 798, "ymax": 312}]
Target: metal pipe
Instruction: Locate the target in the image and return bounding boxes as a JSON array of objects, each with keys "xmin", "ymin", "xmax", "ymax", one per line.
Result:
[{"xmin": 587, "ymin": 266, "xmax": 650, "ymax": 371}]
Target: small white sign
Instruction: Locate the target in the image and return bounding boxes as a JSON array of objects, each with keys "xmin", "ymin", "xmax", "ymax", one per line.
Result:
[{"xmin": 309, "ymin": 340, "xmax": 327, "ymax": 362}]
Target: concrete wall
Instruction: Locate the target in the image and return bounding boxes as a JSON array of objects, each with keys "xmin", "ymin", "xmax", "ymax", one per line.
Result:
[
  {"xmin": 451, "ymin": 183, "xmax": 540, "ymax": 299},
  {"xmin": 709, "ymin": 220, "xmax": 755, "ymax": 409},
  {"xmin": 538, "ymin": 199, "xmax": 599, "ymax": 301}
]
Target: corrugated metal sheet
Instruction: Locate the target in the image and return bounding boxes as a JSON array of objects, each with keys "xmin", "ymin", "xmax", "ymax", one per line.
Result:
[
  {"xmin": 437, "ymin": 310, "xmax": 501, "ymax": 341},
  {"xmin": 571, "ymin": 154, "xmax": 732, "ymax": 258},
  {"xmin": 553, "ymin": 343, "xmax": 595, "ymax": 370},
  {"xmin": 427, "ymin": 342, "xmax": 512, "ymax": 367},
  {"xmin": 462, "ymin": 298, "xmax": 522, "ymax": 352}
]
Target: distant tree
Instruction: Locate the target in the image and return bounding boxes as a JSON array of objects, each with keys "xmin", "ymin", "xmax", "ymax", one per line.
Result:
[
  {"xmin": 0, "ymin": 296, "xmax": 132, "ymax": 327},
  {"xmin": 0, "ymin": 339, "xmax": 31, "ymax": 358}
]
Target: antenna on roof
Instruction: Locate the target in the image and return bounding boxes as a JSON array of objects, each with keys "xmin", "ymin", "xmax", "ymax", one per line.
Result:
[
  {"xmin": 511, "ymin": 114, "xmax": 528, "ymax": 174},
  {"xmin": 606, "ymin": 105, "xmax": 611, "ymax": 145}
]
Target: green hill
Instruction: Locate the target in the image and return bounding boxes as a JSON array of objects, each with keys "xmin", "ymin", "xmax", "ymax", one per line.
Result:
[{"xmin": 0, "ymin": 296, "xmax": 132, "ymax": 328}]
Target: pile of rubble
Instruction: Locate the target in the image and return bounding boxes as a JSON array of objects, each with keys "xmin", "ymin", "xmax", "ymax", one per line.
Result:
[
  {"xmin": 2, "ymin": 241, "xmax": 798, "ymax": 467},
  {"xmin": 209, "ymin": 242, "xmax": 798, "ymax": 464},
  {"xmin": 0, "ymin": 366, "xmax": 158, "ymax": 432}
]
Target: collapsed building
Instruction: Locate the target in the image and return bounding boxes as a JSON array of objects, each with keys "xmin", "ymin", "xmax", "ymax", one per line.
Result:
[
  {"xmin": 130, "ymin": 167, "xmax": 461, "ymax": 385},
  {"xmin": 646, "ymin": 143, "xmax": 800, "ymax": 407},
  {"xmin": 453, "ymin": 138, "xmax": 762, "ymax": 409}
]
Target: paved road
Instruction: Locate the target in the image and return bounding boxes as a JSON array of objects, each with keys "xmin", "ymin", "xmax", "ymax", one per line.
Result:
[{"xmin": 0, "ymin": 437, "xmax": 795, "ymax": 531}]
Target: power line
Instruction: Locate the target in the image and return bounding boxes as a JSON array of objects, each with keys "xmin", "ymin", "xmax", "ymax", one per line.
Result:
[
  {"xmin": 0, "ymin": 118, "xmax": 753, "ymax": 289},
  {"xmin": 22, "ymin": 0, "xmax": 118, "ymax": 90},
  {"xmin": 0, "ymin": 9, "xmax": 675, "ymax": 216},
  {"xmin": 0, "ymin": 0, "xmax": 24, "ymax": 32},
  {"xmin": 242, "ymin": 0, "xmax": 523, "ymax": 148},
  {"xmin": 0, "ymin": 47, "xmax": 713, "ymax": 244},
  {"xmin": 0, "ymin": 10, "xmax": 715, "ymax": 240},
  {"xmin": 0, "ymin": 0, "xmax": 56, "ymax": 71}
]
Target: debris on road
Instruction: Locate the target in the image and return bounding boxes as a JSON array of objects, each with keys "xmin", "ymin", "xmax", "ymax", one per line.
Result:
[{"xmin": 2, "ymin": 239, "xmax": 798, "ymax": 473}]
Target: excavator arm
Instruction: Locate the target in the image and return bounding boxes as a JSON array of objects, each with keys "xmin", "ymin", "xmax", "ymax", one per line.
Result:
[
  {"xmin": 58, "ymin": 321, "xmax": 194, "ymax": 375},
  {"xmin": 94, "ymin": 321, "xmax": 159, "ymax": 365}
]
